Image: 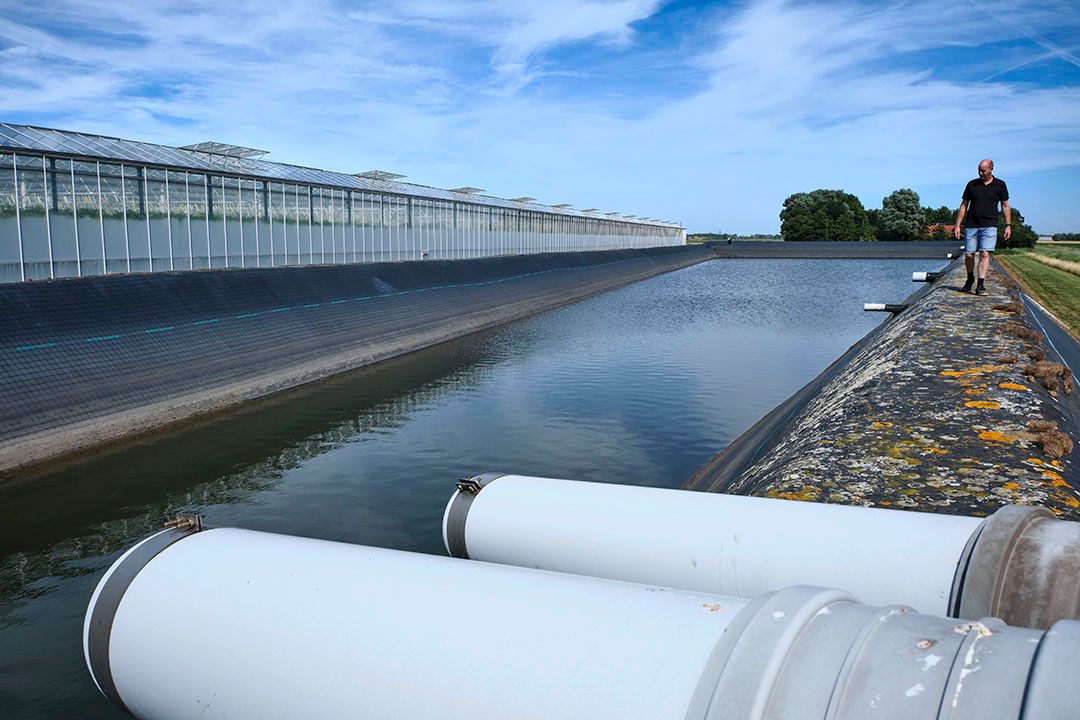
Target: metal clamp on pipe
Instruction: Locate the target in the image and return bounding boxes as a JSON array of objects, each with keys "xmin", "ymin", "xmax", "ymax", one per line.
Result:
[
  {"xmin": 863, "ymin": 303, "xmax": 908, "ymax": 313},
  {"xmin": 86, "ymin": 526, "xmax": 1080, "ymax": 720},
  {"xmin": 84, "ymin": 514, "xmax": 205, "ymax": 716},
  {"xmin": 912, "ymin": 271, "xmax": 942, "ymax": 283},
  {"xmin": 443, "ymin": 475, "xmax": 1080, "ymax": 629}
]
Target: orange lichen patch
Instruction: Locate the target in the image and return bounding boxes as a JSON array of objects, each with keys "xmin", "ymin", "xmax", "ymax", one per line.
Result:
[
  {"xmin": 999, "ymin": 383, "xmax": 1028, "ymax": 391},
  {"xmin": 979, "ymin": 430, "xmax": 1015, "ymax": 444},
  {"xmin": 871, "ymin": 421, "xmax": 893, "ymax": 429},
  {"xmin": 926, "ymin": 447, "xmax": 949, "ymax": 455},
  {"xmin": 940, "ymin": 365, "xmax": 1009, "ymax": 377},
  {"xmin": 1003, "ymin": 481, "xmax": 1021, "ymax": 491},
  {"xmin": 878, "ymin": 501, "xmax": 894, "ymax": 506},
  {"xmin": 965, "ymin": 400, "xmax": 1001, "ymax": 409},
  {"xmin": 964, "ymin": 388, "xmax": 986, "ymax": 395},
  {"xmin": 1042, "ymin": 470, "xmax": 1070, "ymax": 487},
  {"xmin": 765, "ymin": 487, "xmax": 821, "ymax": 502},
  {"xmin": 1064, "ymin": 495, "xmax": 1080, "ymax": 508}
]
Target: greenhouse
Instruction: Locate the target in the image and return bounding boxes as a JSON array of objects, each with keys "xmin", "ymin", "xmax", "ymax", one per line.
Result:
[{"xmin": 0, "ymin": 123, "xmax": 684, "ymax": 283}]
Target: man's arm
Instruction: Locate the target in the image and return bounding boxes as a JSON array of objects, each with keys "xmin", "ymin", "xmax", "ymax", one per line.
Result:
[
  {"xmin": 954, "ymin": 202, "xmax": 967, "ymax": 240},
  {"xmin": 1002, "ymin": 200, "xmax": 1012, "ymax": 241}
]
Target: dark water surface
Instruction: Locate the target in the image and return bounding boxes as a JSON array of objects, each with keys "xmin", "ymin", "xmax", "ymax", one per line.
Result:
[{"xmin": 0, "ymin": 258, "xmax": 941, "ymax": 717}]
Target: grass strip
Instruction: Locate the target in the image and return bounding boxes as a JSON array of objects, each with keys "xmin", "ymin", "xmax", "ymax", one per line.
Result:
[
  {"xmin": 1028, "ymin": 252, "xmax": 1080, "ymax": 278},
  {"xmin": 1031, "ymin": 246, "xmax": 1080, "ymax": 261},
  {"xmin": 999, "ymin": 253, "xmax": 1080, "ymax": 336}
]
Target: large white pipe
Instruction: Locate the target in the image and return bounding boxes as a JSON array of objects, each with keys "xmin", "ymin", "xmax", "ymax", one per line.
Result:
[
  {"xmin": 86, "ymin": 526, "xmax": 746, "ymax": 720},
  {"xmin": 87, "ymin": 524, "xmax": 1080, "ymax": 720},
  {"xmin": 444, "ymin": 474, "xmax": 980, "ymax": 615},
  {"xmin": 444, "ymin": 474, "xmax": 1080, "ymax": 626},
  {"xmin": 445, "ymin": 476, "xmax": 1080, "ymax": 628}
]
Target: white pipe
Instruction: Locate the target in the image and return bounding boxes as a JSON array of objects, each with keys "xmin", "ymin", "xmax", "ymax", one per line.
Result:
[
  {"xmin": 86, "ymin": 527, "xmax": 746, "ymax": 720},
  {"xmin": 863, "ymin": 303, "xmax": 907, "ymax": 313},
  {"xmin": 86, "ymin": 525, "xmax": 1080, "ymax": 720},
  {"xmin": 444, "ymin": 475, "xmax": 982, "ymax": 614}
]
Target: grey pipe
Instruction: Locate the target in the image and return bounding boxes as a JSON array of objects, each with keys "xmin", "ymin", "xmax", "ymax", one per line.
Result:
[
  {"xmin": 954, "ymin": 505, "xmax": 1080, "ymax": 629},
  {"xmin": 699, "ymin": 585, "xmax": 1079, "ymax": 720}
]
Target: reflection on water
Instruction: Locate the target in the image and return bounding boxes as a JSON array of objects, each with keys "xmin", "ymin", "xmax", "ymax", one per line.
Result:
[{"xmin": 0, "ymin": 257, "xmax": 942, "ymax": 717}]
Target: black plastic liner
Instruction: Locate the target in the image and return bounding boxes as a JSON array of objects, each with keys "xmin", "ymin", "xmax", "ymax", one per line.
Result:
[{"xmin": 0, "ymin": 246, "xmax": 712, "ymax": 470}]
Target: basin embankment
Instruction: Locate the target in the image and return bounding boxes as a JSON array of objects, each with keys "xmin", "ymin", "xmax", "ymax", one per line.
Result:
[
  {"xmin": 703, "ymin": 240, "xmax": 960, "ymax": 258},
  {"xmin": 0, "ymin": 245, "xmax": 712, "ymax": 475},
  {"xmin": 687, "ymin": 259, "xmax": 1080, "ymax": 519}
]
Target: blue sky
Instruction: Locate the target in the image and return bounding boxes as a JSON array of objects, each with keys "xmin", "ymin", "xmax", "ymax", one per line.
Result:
[{"xmin": 2, "ymin": 0, "xmax": 1078, "ymax": 233}]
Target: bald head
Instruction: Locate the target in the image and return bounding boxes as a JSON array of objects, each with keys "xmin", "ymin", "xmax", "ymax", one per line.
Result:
[{"xmin": 978, "ymin": 159, "xmax": 994, "ymax": 180}]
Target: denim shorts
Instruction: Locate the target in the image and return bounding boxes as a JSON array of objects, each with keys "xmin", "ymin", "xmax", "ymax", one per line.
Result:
[{"xmin": 965, "ymin": 226, "xmax": 997, "ymax": 252}]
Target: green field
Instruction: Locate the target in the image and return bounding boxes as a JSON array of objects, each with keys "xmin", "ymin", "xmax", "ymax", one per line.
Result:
[
  {"xmin": 999, "ymin": 252, "xmax": 1080, "ymax": 337},
  {"xmin": 1029, "ymin": 245, "xmax": 1080, "ymax": 262}
]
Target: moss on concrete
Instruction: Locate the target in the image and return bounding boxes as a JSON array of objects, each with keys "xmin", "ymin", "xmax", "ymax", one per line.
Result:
[{"xmin": 722, "ymin": 263, "xmax": 1080, "ymax": 519}]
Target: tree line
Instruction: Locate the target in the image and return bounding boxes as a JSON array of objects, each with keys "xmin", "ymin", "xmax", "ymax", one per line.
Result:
[{"xmin": 779, "ymin": 188, "xmax": 1037, "ymax": 248}]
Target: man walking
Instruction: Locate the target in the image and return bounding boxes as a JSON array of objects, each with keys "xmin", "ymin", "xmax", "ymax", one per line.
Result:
[{"xmin": 954, "ymin": 159, "xmax": 1011, "ymax": 295}]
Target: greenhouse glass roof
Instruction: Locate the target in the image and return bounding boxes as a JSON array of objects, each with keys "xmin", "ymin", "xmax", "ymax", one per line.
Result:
[{"xmin": 0, "ymin": 122, "xmax": 678, "ymax": 227}]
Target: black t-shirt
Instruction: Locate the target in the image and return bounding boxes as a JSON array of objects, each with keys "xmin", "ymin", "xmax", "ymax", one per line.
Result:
[{"xmin": 962, "ymin": 177, "xmax": 1009, "ymax": 228}]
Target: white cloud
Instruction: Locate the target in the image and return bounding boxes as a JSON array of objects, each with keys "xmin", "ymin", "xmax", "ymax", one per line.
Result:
[
  {"xmin": 346, "ymin": 0, "xmax": 661, "ymax": 90},
  {"xmin": 0, "ymin": 0, "xmax": 1078, "ymax": 232}
]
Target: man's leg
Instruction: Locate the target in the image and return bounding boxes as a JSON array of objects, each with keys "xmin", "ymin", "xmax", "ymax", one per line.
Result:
[
  {"xmin": 976, "ymin": 251, "xmax": 990, "ymax": 294},
  {"xmin": 975, "ymin": 228, "xmax": 996, "ymax": 295},
  {"xmin": 963, "ymin": 228, "xmax": 978, "ymax": 292}
]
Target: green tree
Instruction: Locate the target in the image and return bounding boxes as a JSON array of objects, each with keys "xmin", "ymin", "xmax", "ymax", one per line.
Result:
[
  {"xmin": 866, "ymin": 208, "xmax": 881, "ymax": 240},
  {"xmin": 878, "ymin": 188, "xmax": 925, "ymax": 241},
  {"xmin": 923, "ymin": 205, "xmax": 954, "ymax": 225},
  {"xmin": 998, "ymin": 207, "xmax": 1037, "ymax": 249},
  {"xmin": 780, "ymin": 189, "xmax": 873, "ymax": 242}
]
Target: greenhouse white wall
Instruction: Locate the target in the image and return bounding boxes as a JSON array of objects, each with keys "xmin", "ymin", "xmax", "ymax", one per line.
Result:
[{"xmin": 0, "ymin": 124, "xmax": 685, "ymax": 283}]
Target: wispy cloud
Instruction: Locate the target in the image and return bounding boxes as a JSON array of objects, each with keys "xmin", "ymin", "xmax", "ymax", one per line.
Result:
[
  {"xmin": 967, "ymin": 0, "xmax": 1080, "ymax": 70},
  {"xmin": 346, "ymin": 1, "xmax": 661, "ymax": 91},
  {"xmin": 1, "ymin": 0, "xmax": 1078, "ymax": 231}
]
